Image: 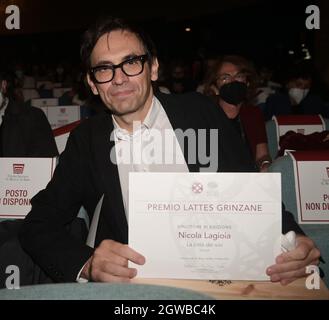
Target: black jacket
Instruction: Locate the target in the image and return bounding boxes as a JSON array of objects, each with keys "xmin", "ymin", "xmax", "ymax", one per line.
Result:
[{"xmin": 19, "ymin": 92, "xmax": 302, "ymax": 282}]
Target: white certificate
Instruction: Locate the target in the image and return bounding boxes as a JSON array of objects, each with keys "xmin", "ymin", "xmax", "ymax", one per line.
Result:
[{"xmin": 129, "ymin": 172, "xmax": 281, "ymax": 281}]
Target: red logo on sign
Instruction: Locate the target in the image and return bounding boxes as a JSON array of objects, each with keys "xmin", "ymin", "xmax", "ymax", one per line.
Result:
[
  {"xmin": 13, "ymin": 164, "xmax": 25, "ymax": 174},
  {"xmin": 192, "ymin": 182, "xmax": 203, "ymax": 194}
]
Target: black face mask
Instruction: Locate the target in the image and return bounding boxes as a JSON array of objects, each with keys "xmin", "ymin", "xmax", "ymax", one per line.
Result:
[{"xmin": 219, "ymin": 81, "xmax": 248, "ymax": 105}]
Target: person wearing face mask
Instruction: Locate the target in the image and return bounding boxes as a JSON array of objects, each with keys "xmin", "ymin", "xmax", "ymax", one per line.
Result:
[
  {"xmin": 17, "ymin": 17, "xmax": 319, "ymax": 287},
  {"xmin": 263, "ymin": 64, "xmax": 329, "ymax": 121},
  {"xmin": 204, "ymin": 55, "xmax": 272, "ymax": 172}
]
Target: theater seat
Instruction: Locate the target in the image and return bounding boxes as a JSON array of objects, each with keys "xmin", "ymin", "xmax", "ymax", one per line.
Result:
[
  {"xmin": 0, "ymin": 156, "xmax": 88, "ymax": 288},
  {"xmin": 266, "ymin": 116, "xmax": 329, "ymax": 159},
  {"xmin": 268, "ymin": 154, "xmax": 329, "ymax": 287},
  {"xmin": 0, "ymin": 282, "xmax": 212, "ymax": 300}
]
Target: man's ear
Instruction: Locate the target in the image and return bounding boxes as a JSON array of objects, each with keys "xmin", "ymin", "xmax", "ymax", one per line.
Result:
[
  {"xmin": 150, "ymin": 58, "xmax": 159, "ymax": 82},
  {"xmin": 86, "ymin": 73, "xmax": 99, "ymax": 95}
]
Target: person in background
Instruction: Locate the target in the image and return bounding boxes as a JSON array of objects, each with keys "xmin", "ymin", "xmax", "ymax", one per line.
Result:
[
  {"xmin": 196, "ymin": 55, "xmax": 219, "ymax": 94},
  {"xmin": 52, "ymin": 62, "xmax": 74, "ymax": 87},
  {"xmin": 263, "ymin": 63, "xmax": 329, "ymax": 121},
  {"xmin": 167, "ymin": 61, "xmax": 197, "ymax": 94},
  {"xmin": 0, "ymin": 70, "xmax": 58, "ymax": 157},
  {"xmin": 204, "ymin": 55, "xmax": 272, "ymax": 172}
]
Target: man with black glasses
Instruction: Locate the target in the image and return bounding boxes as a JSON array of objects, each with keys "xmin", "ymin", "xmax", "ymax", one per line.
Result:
[{"xmin": 20, "ymin": 17, "xmax": 320, "ymax": 285}]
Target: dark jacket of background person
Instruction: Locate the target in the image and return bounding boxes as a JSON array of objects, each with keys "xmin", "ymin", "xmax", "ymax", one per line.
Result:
[
  {"xmin": 0, "ymin": 100, "xmax": 58, "ymax": 157},
  {"xmin": 263, "ymin": 91, "xmax": 329, "ymax": 121},
  {"xmin": 18, "ymin": 92, "xmax": 273, "ymax": 283}
]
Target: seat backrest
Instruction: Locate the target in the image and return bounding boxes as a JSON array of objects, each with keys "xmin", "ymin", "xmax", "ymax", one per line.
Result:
[
  {"xmin": 268, "ymin": 154, "xmax": 329, "ymax": 287},
  {"xmin": 42, "ymin": 105, "xmax": 81, "ymax": 130},
  {"xmin": 21, "ymin": 89, "xmax": 40, "ymax": 103},
  {"xmin": 266, "ymin": 116, "xmax": 329, "ymax": 159},
  {"xmin": 36, "ymin": 81, "xmax": 53, "ymax": 90},
  {"xmin": 31, "ymin": 98, "xmax": 59, "ymax": 108}
]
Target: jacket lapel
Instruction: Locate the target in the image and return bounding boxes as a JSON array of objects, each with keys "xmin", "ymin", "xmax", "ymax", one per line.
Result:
[
  {"xmin": 156, "ymin": 93, "xmax": 200, "ymax": 172},
  {"xmin": 91, "ymin": 112, "xmax": 128, "ymax": 245},
  {"xmin": 90, "ymin": 93, "xmax": 203, "ymax": 244}
]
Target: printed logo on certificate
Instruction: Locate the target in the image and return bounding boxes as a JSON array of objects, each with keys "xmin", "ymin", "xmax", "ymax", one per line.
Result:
[{"xmin": 129, "ymin": 173, "xmax": 281, "ymax": 281}]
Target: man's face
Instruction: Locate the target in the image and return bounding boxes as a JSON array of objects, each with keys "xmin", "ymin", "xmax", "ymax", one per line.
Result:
[{"xmin": 87, "ymin": 30, "xmax": 158, "ymax": 118}]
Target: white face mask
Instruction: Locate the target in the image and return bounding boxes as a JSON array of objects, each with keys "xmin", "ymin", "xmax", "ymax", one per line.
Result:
[{"xmin": 288, "ymin": 88, "xmax": 309, "ymax": 105}]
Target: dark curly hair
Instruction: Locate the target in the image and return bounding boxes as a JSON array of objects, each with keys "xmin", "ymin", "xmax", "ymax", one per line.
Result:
[{"xmin": 80, "ymin": 16, "xmax": 157, "ymax": 74}]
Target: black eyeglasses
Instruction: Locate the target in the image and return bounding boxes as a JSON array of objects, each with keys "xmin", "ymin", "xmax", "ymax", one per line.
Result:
[{"xmin": 90, "ymin": 54, "xmax": 149, "ymax": 84}]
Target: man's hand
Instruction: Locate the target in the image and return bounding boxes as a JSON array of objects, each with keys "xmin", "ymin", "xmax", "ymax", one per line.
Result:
[
  {"xmin": 81, "ymin": 239, "xmax": 145, "ymax": 283},
  {"xmin": 266, "ymin": 235, "xmax": 320, "ymax": 285}
]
